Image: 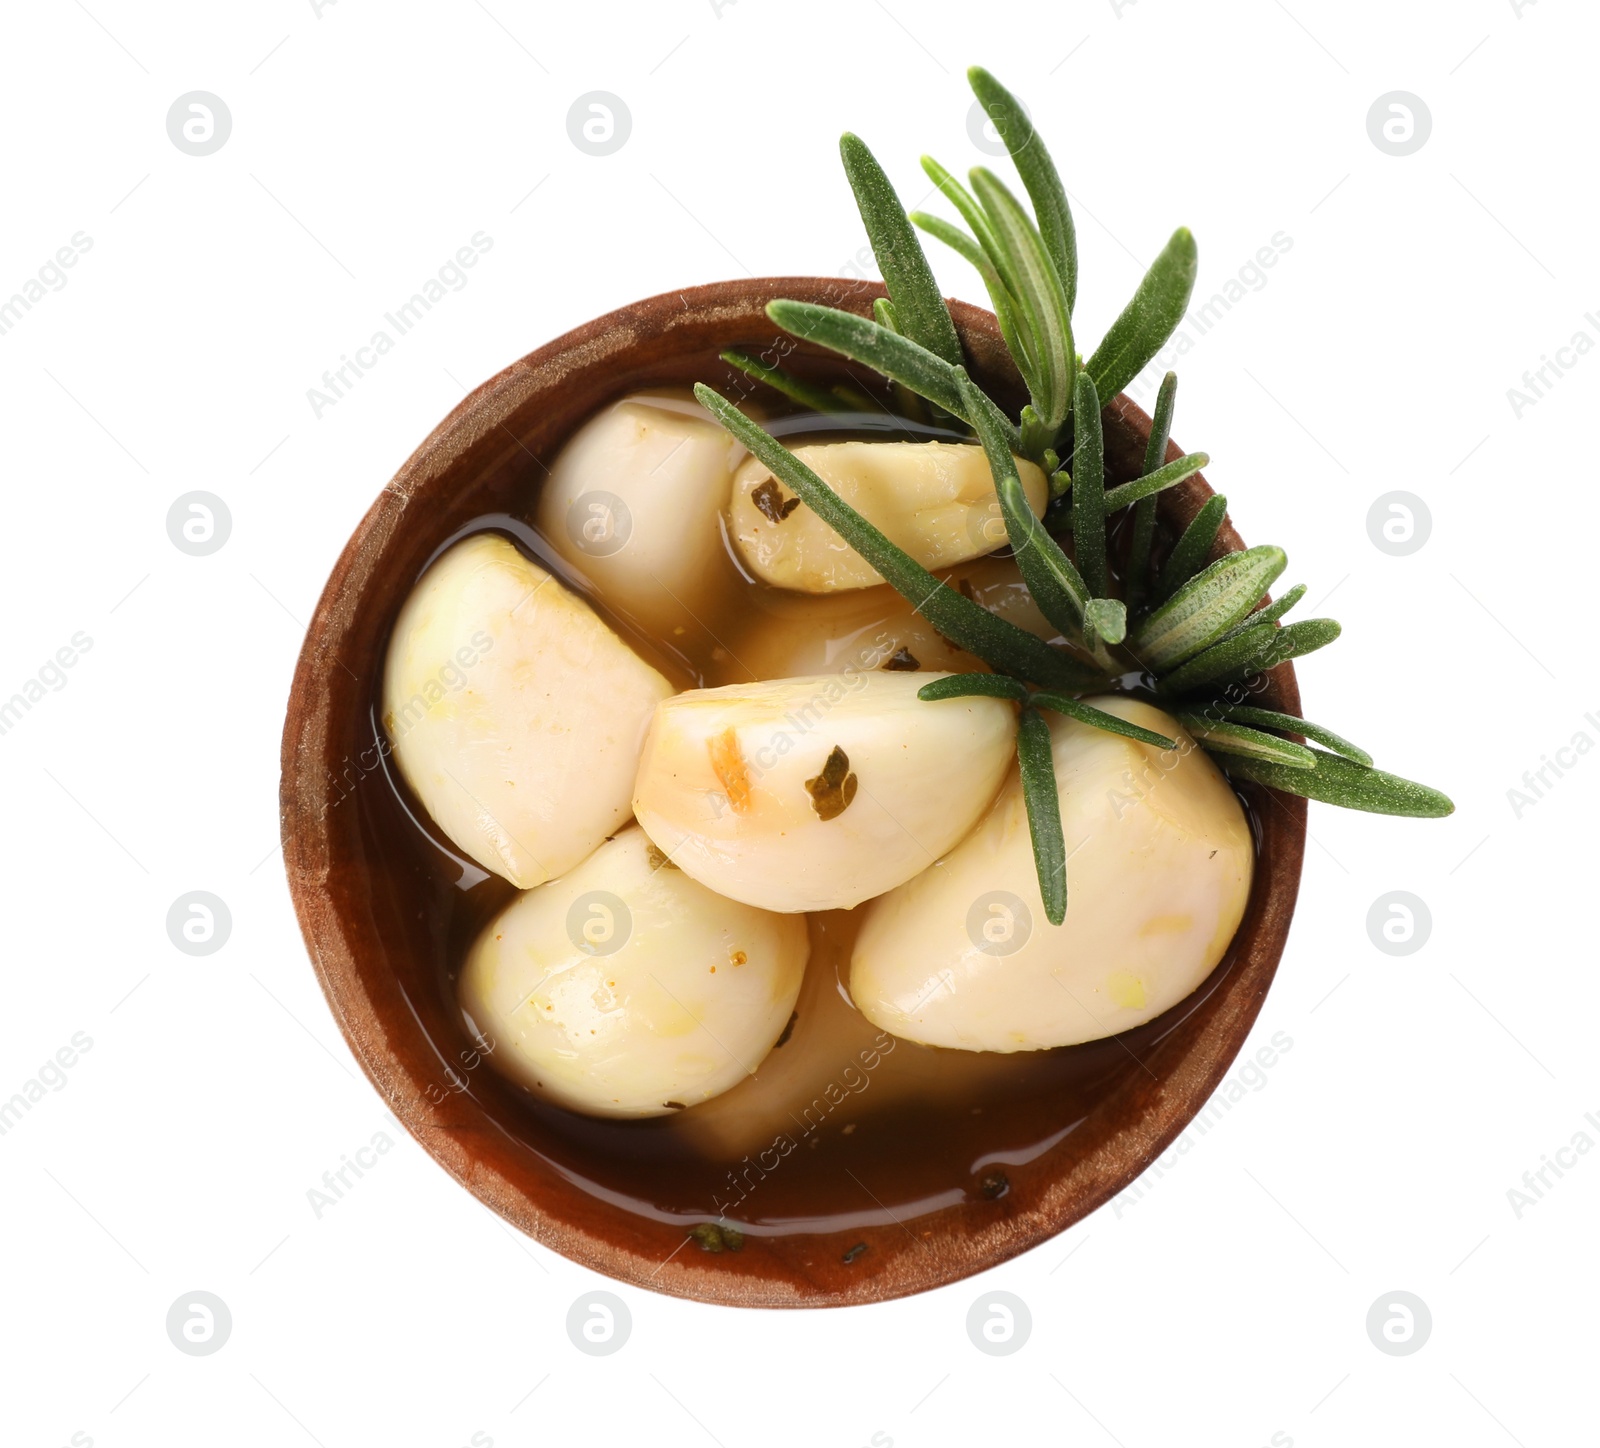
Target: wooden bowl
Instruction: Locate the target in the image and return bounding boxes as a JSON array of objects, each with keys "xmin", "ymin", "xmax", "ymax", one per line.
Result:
[{"xmin": 279, "ymin": 277, "xmax": 1306, "ymax": 1307}]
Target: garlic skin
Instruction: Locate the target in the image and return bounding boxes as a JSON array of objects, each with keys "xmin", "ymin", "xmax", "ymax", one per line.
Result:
[
  {"xmin": 850, "ymin": 697, "xmax": 1254, "ymax": 1052},
  {"xmin": 459, "ymin": 827, "xmax": 808, "ymax": 1119},
  {"xmin": 382, "ymin": 533, "xmax": 671, "ymax": 888},
  {"xmin": 632, "ymin": 672, "xmax": 1017, "ymax": 913},
  {"xmin": 728, "ymin": 440, "xmax": 1048, "ymax": 593},
  {"xmin": 537, "ymin": 389, "xmax": 745, "ymax": 650}
]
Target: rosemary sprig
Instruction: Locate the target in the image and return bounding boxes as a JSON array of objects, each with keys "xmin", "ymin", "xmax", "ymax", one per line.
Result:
[
  {"xmin": 1157, "ymin": 493, "xmax": 1229, "ymax": 600},
  {"xmin": 1220, "ymin": 748, "xmax": 1455, "ymax": 818},
  {"xmin": 840, "ymin": 133, "xmax": 965, "ymax": 369},
  {"xmin": 956, "ymin": 369, "xmax": 1098, "ymax": 649},
  {"xmin": 1086, "ymin": 228, "xmax": 1198, "ymax": 404},
  {"xmin": 917, "ymin": 673, "xmax": 1029, "ymax": 703},
  {"xmin": 1127, "ymin": 370, "xmax": 1178, "ymax": 611},
  {"xmin": 1134, "ymin": 546, "xmax": 1288, "ymax": 671},
  {"xmin": 1212, "ymin": 583, "xmax": 1307, "ymax": 642},
  {"xmin": 1102, "ymin": 451, "xmax": 1210, "ymax": 513},
  {"xmin": 1159, "ymin": 616, "xmax": 1342, "ymax": 695},
  {"xmin": 1016, "ymin": 708, "xmax": 1067, "ymax": 924},
  {"xmin": 1175, "ymin": 713, "xmax": 1317, "ymax": 770},
  {"xmin": 1033, "ymin": 694, "xmax": 1177, "ymax": 749},
  {"xmin": 719, "ymin": 348, "xmax": 861, "ymax": 415},
  {"xmin": 1069, "ymin": 370, "xmax": 1107, "ymax": 599},
  {"xmin": 694, "ymin": 65, "xmax": 1452, "ymax": 922},
  {"xmin": 1210, "ymin": 704, "xmax": 1372, "ymax": 765},
  {"xmin": 966, "ymin": 66, "xmax": 1077, "ymax": 314},
  {"xmin": 763, "ymin": 299, "xmax": 1007, "ymax": 441}
]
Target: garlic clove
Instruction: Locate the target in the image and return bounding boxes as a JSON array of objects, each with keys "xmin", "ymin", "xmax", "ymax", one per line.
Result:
[
  {"xmin": 713, "ymin": 583, "xmax": 985, "ymax": 685},
  {"xmin": 459, "ymin": 826, "xmax": 808, "ymax": 1119},
  {"xmin": 382, "ymin": 533, "xmax": 671, "ymax": 888},
  {"xmin": 537, "ymin": 389, "xmax": 746, "ymax": 663},
  {"xmin": 849, "ymin": 696, "xmax": 1254, "ymax": 1052},
  {"xmin": 728, "ymin": 440, "xmax": 1048, "ymax": 593},
  {"xmin": 632, "ymin": 671, "xmax": 1017, "ymax": 913}
]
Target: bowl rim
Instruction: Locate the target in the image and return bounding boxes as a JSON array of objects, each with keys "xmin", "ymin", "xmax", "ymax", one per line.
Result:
[{"xmin": 279, "ymin": 275, "xmax": 1307, "ymax": 1308}]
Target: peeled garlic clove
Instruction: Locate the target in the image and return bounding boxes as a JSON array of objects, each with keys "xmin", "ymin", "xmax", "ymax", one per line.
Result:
[
  {"xmin": 382, "ymin": 533, "xmax": 671, "ymax": 888},
  {"xmin": 632, "ymin": 671, "xmax": 1017, "ymax": 912},
  {"xmin": 537, "ymin": 389, "xmax": 745, "ymax": 654},
  {"xmin": 459, "ymin": 827, "xmax": 808, "ymax": 1119},
  {"xmin": 729, "ymin": 440, "xmax": 1048, "ymax": 593},
  {"xmin": 951, "ymin": 553, "xmax": 1063, "ymax": 646},
  {"xmin": 714, "ymin": 583, "xmax": 985, "ymax": 685},
  {"xmin": 850, "ymin": 697, "xmax": 1254, "ymax": 1052}
]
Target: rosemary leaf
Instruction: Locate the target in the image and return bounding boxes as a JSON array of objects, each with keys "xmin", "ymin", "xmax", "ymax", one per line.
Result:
[
  {"xmin": 719, "ymin": 349, "xmax": 855, "ymax": 415},
  {"xmin": 1016, "ymin": 708, "xmax": 1068, "ymax": 924},
  {"xmin": 1127, "ymin": 371, "xmax": 1178, "ymax": 612},
  {"xmin": 1211, "ymin": 583, "xmax": 1307, "ymax": 644},
  {"xmin": 871, "ymin": 298, "xmax": 929, "ymax": 422},
  {"xmin": 1083, "ymin": 597, "xmax": 1127, "ymax": 647},
  {"xmin": 971, "ymin": 166, "xmax": 1074, "ymax": 430},
  {"xmin": 694, "ymin": 383, "xmax": 1081, "ymax": 687},
  {"xmin": 911, "ymin": 211, "xmax": 1039, "ymax": 386},
  {"xmin": 1160, "ymin": 616, "xmax": 1341, "ymax": 694},
  {"xmin": 1220, "ymin": 748, "xmax": 1455, "ymax": 818},
  {"xmin": 1177, "ymin": 713, "xmax": 1317, "ymax": 769},
  {"xmin": 1133, "ymin": 545, "xmax": 1288, "ymax": 670},
  {"xmin": 966, "ymin": 66, "xmax": 1078, "ymax": 313},
  {"xmin": 957, "ymin": 370, "xmax": 1090, "ymax": 638},
  {"xmin": 1086, "ymin": 227, "xmax": 1199, "ymax": 403},
  {"xmin": 1102, "ymin": 452, "xmax": 1210, "ymax": 513},
  {"xmin": 1142, "ymin": 372, "xmax": 1179, "ymax": 477},
  {"xmin": 1019, "ymin": 404, "xmax": 1055, "ymax": 461},
  {"xmin": 841, "ymin": 132, "xmax": 966, "ymax": 368},
  {"xmin": 1212, "ymin": 704, "xmax": 1372, "ymax": 766},
  {"xmin": 921, "ymin": 153, "xmax": 1017, "ymax": 310},
  {"xmin": 1033, "ymin": 693, "xmax": 1177, "ymax": 749},
  {"xmin": 1158, "ymin": 492, "xmax": 1228, "ymax": 599},
  {"xmin": 765, "ymin": 299, "xmax": 1016, "ymax": 444},
  {"xmin": 917, "ymin": 673, "xmax": 1029, "ymax": 703},
  {"xmin": 1069, "ymin": 370, "xmax": 1107, "ymax": 598}
]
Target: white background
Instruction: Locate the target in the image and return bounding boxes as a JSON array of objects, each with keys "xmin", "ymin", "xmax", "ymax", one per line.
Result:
[{"xmin": 1, "ymin": 1, "xmax": 1593, "ymax": 1444}]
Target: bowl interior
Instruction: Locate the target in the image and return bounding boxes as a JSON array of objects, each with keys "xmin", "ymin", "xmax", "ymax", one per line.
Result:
[{"xmin": 280, "ymin": 277, "xmax": 1306, "ymax": 1307}]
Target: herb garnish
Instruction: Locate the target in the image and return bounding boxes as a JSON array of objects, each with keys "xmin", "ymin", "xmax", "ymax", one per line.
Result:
[{"xmin": 695, "ymin": 66, "xmax": 1452, "ymax": 923}]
